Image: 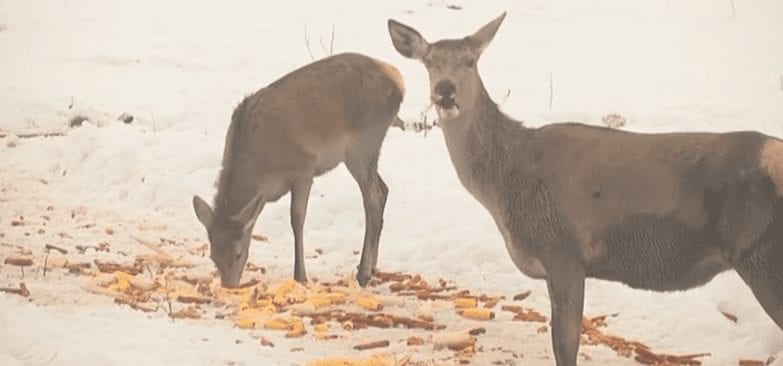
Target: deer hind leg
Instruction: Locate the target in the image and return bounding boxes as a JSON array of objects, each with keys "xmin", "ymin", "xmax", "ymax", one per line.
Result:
[
  {"xmin": 546, "ymin": 261, "xmax": 586, "ymax": 366},
  {"xmin": 734, "ymin": 239, "xmax": 783, "ymax": 330},
  {"xmin": 344, "ymin": 138, "xmax": 388, "ymax": 287},
  {"xmin": 290, "ymin": 176, "xmax": 313, "ymax": 283}
]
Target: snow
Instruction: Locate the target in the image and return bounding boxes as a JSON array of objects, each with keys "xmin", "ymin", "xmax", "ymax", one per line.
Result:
[{"xmin": 1, "ymin": 0, "xmax": 782, "ymax": 365}]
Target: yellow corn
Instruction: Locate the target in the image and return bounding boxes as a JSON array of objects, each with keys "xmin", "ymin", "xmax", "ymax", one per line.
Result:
[
  {"xmin": 264, "ymin": 317, "xmax": 291, "ymax": 330},
  {"xmin": 306, "ymin": 295, "xmax": 334, "ymax": 308},
  {"xmin": 306, "ymin": 355, "xmax": 398, "ymax": 366},
  {"xmin": 306, "ymin": 357, "xmax": 356, "ymax": 366},
  {"xmin": 272, "ymin": 279, "xmax": 300, "ymax": 305},
  {"xmin": 290, "ymin": 303, "xmax": 317, "ymax": 316},
  {"xmin": 261, "ymin": 304, "xmax": 278, "ymax": 315},
  {"xmin": 234, "ymin": 317, "xmax": 257, "ymax": 329},
  {"xmin": 289, "ymin": 317, "xmax": 304, "ymax": 331},
  {"xmin": 286, "ymin": 328, "xmax": 307, "ymax": 338},
  {"xmin": 342, "ymin": 320, "xmax": 354, "ymax": 331},
  {"xmin": 253, "ymin": 298, "xmax": 274, "ymax": 308},
  {"xmin": 458, "ymin": 307, "xmax": 495, "ymax": 320},
  {"xmin": 273, "ymin": 279, "xmax": 299, "ymax": 295},
  {"xmin": 237, "ymin": 301, "xmax": 252, "ymax": 312},
  {"xmin": 325, "ymin": 292, "xmax": 347, "ymax": 303},
  {"xmin": 356, "ymin": 296, "xmax": 383, "ymax": 311},
  {"xmin": 111, "ymin": 271, "xmax": 135, "ymax": 292},
  {"xmin": 314, "ymin": 323, "xmax": 329, "ymax": 333},
  {"xmin": 453, "ymin": 297, "xmax": 478, "ymax": 309},
  {"xmin": 285, "ymin": 317, "xmax": 306, "ymax": 338}
]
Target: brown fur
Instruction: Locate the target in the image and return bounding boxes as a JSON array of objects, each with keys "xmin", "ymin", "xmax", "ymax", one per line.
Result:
[
  {"xmin": 761, "ymin": 139, "xmax": 783, "ymax": 196},
  {"xmin": 375, "ymin": 60, "xmax": 405, "ymax": 95},
  {"xmin": 193, "ymin": 53, "xmax": 404, "ymax": 287},
  {"xmin": 389, "ymin": 13, "xmax": 783, "ymax": 366}
]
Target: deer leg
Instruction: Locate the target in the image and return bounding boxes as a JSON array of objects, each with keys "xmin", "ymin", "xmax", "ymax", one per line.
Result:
[
  {"xmin": 734, "ymin": 240, "xmax": 783, "ymax": 329},
  {"xmin": 345, "ymin": 149, "xmax": 388, "ymax": 287},
  {"xmin": 546, "ymin": 263, "xmax": 586, "ymax": 366},
  {"xmin": 290, "ymin": 177, "xmax": 313, "ymax": 283}
]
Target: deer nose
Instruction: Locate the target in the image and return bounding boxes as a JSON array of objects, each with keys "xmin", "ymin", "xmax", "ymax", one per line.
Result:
[{"xmin": 433, "ymin": 80, "xmax": 456, "ymax": 101}]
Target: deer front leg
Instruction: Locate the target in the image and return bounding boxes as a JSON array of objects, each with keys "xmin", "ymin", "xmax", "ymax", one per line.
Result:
[
  {"xmin": 290, "ymin": 177, "xmax": 313, "ymax": 283},
  {"xmin": 546, "ymin": 263, "xmax": 586, "ymax": 366}
]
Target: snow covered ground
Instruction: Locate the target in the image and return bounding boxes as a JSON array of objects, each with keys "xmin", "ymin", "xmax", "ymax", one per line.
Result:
[{"xmin": 1, "ymin": 0, "xmax": 782, "ymax": 365}]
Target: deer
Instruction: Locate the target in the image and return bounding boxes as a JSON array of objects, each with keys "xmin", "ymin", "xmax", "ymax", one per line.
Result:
[
  {"xmin": 192, "ymin": 53, "xmax": 404, "ymax": 288},
  {"xmin": 388, "ymin": 13, "xmax": 782, "ymax": 366}
]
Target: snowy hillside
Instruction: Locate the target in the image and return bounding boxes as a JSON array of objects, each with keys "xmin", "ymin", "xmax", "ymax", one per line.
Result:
[{"xmin": 1, "ymin": 0, "xmax": 782, "ymax": 365}]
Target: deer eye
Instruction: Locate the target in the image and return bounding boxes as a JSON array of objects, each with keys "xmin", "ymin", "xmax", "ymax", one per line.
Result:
[{"xmin": 464, "ymin": 58, "xmax": 475, "ymax": 67}]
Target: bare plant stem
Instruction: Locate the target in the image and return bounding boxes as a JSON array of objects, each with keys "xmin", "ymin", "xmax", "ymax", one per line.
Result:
[
  {"xmin": 548, "ymin": 70, "xmax": 554, "ymax": 111},
  {"xmin": 304, "ymin": 25, "xmax": 315, "ymax": 61},
  {"xmin": 329, "ymin": 25, "xmax": 335, "ymax": 55},
  {"xmin": 319, "ymin": 36, "xmax": 328, "ymax": 55},
  {"xmin": 318, "ymin": 25, "xmax": 336, "ymax": 56},
  {"xmin": 0, "ymin": 131, "xmax": 65, "ymax": 139}
]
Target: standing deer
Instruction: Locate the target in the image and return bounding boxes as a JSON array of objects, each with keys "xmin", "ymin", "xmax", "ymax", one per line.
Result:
[
  {"xmin": 388, "ymin": 13, "xmax": 782, "ymax": 366},
  {"xmin": 193, "ymin": 53, "xmax": 404, "ymax": 288}
]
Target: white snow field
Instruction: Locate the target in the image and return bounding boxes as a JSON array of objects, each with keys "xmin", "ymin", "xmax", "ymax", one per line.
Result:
[{"xmin": 1, "ymin": 0, "xmax": 782, "ymax": 365}]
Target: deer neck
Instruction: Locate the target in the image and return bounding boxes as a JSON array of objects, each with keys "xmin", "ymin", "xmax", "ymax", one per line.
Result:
[
  {"xmin": 438, "ymin": 83, "xmax": 533, "ymax": 208},
  {"xmin": 213, "ymin": 126, "xmax": 263, "ymax": 220}
]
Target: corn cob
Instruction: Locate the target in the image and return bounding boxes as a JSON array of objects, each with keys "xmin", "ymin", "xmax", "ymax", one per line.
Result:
[
  {"xmin": 263, "ymin": 317, "xmax": 291, "ymax": 330},
  {"xmin": 453, "ymin": 297, "xmax": 478, "ymax": 308},
  {"xmin": 457, "ymin": 307, "xmax": 495, "ymax": 320},
  {"xmin": 356, "ymin": 296, "xmax": 383, "ymax": 311}
]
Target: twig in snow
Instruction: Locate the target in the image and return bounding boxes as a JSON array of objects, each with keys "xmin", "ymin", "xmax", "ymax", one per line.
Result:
[
  {"xmin": 303, "ymin": 25, "xmax": 315, "ymax": 61},
  {"xmin": 4, "ymin": 257, "xmax": 32, "ymax": 279},
  {"xmin": 319, "ymin": 36, "xmax": 328, "ymax": 55},
  {"xmin": 4, "ymin": 257, "xmax": 33, "ymax": 266},
  {"xmin": 0, "ymin": 283, "xmax": 30, "ymax": 297},
  {"xmin": 329, "ymin": 25, "xmax": 335, "ymax": 55},
  {"xmin": 165, "ymin": 278, "xmax": 174, "ymax": 320},
  {"xmin": 730, "ymin": 0, "xmax": 737, "ymax": 16},
  {"xmin": 131, "ymin": 234, "xmax": 174, "ymax": 262},
  {"xmin": 319, "ymin": 25, "xmax": 336, "ymax": 56},
  {"xmin": 43, "ymin": 254, "xmax": 49, "ymax": 277},
  {"xmin": 502, "ymin": 89, "xmax": 512, "ymax": 103},
  {"xmin": 45, "ymin": 244, "xmax": 68, "ymax": 254},
  {"xmin": 548, "ymin": 70, "xmax": 554, "ymax": 111},
  {"xmin": 0, "ymin": 131, "xmax": 65, "ymax": 139},
  {"xmin": 145, "ymin": 262, "xmax": 154, "ymax": 280}
]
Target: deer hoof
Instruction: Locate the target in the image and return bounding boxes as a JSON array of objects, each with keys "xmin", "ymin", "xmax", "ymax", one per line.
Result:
[{"xmin": 356, "ymin": 272, "xmax": 372, "ymax": 287}]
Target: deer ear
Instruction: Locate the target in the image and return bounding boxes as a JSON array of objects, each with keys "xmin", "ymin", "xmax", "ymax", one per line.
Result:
[
  {"xmin": 233, "ymin": 193, "xmax": 265, "ymax": 231},
  {"xmin": 467, "ymin": 12, "xmax": 506, "ymax": 56},
  {"xmin": 192, "ymin": 195, "xmax": 215, "ymax": 228},
  {"xmin": 388, "ymin": 19, "xmax": 430, "ymax": 60}
]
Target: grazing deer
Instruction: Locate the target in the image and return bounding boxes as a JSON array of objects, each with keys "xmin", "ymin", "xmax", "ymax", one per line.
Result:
[
  {"xmin": 388, "ymin": 13, "xmax": 782, "ymax": 366},
  {"xmin": 193, "ymin": 53, "xmax": 404, "ymax": 288}
]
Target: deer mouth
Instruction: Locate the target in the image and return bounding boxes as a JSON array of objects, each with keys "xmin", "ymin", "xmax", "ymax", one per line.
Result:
[
  {"xmin": 433, "ymin": 100, "xmax": 461, "ymax": 120},
  {"xmin": 437, "ymin": 99, "xmax": 458, "ymax": 110},
  {"xmin": 431, "ymin": 94, "xmax": 458, "ymax": 111}
]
